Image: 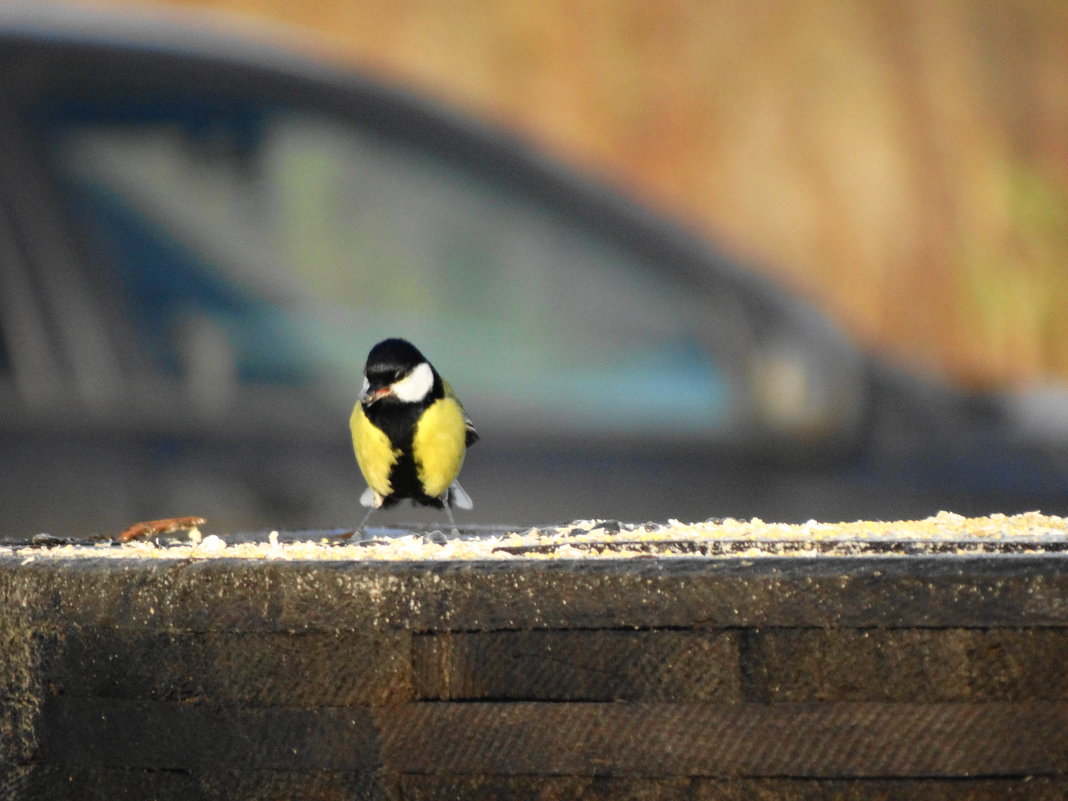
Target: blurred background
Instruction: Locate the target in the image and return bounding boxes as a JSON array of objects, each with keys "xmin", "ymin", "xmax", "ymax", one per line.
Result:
[
  {"xmin": 3, "ymin": 0, "xmax": 1068, "ymax": 536},
  {"xmin": 86, "ymin": 0, "xmax": 1068, "ymax": 389}
]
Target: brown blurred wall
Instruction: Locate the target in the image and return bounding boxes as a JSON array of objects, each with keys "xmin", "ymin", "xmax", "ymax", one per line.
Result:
[{"xmin": 88, "ymin": 0, "xmax": 1068, "ymax": 388}]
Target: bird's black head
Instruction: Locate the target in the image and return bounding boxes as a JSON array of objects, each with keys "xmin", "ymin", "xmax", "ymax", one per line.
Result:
[
  {"xmin": 365, "ymin": 338, "xmax": 426, "ymax": 377},
  {"xmin": 361, "ymin": 338, "xmax": 440, "ymax": 406}
]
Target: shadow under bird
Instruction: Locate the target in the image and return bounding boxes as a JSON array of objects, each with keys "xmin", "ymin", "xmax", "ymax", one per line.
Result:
[{"xmin": 350, "ymin": 338, "xmax": 479, "ymax": 531}]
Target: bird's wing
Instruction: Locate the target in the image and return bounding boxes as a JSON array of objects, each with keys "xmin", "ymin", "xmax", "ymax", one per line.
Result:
[
  {"xmin": 463, "ymin": 411, "xmax": 479, "ymax": 447},
  {"xmin": 443, "ymin": 379, "xmax": 479, "ymax": 446}
]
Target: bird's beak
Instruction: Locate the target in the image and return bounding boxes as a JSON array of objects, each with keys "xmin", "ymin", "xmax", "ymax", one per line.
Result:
[{"xmin": 361, "ymin": 386, "xmax": 392, "ymax": 406}]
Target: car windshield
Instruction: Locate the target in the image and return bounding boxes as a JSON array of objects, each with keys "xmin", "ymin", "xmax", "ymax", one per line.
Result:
[{"xmin": 32, "ymin": 90, "xmax": 730, "ymax": 436}]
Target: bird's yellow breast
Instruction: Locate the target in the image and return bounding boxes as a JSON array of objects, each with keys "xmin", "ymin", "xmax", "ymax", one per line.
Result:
[
  {"xmin": 349, "ymin": 403, "xmax": 398, "ymax": 498},
  {"xmin": 413, "ymin": 396, "xmax": 468, "ymax": 498}
]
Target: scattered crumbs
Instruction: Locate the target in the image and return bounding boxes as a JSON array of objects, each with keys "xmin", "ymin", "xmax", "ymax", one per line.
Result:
[{"xmin": 2, "ymin": 511, "xmax": 1066, "ymax": 563}]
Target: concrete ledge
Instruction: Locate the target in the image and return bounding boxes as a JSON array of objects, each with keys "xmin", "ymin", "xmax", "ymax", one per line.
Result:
[{"xmin": 4, "ymin": 546, "xmax": 1068, "ymax": 799}]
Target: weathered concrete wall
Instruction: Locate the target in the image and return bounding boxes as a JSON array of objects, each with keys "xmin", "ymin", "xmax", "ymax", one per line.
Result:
[{"xmin": 3, "ymin": 555, "xmax": 1068, "ymax": 799}]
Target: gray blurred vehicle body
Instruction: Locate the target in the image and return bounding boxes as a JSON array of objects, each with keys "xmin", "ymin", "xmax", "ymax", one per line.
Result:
[{"xmin": 1, "ymin": 5, "xmax": 1066, "ymax": 538}]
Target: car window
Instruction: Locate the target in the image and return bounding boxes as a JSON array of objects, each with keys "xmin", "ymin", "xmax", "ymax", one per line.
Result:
[{"xmin": 31, "ymin": 89, "xmax": 731, "ymax": 436}]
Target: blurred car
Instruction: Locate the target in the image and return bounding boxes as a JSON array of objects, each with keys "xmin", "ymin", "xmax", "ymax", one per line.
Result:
[{"xmin": 1, "ymin": 4, "xmax": 1066, "ymax": 538}]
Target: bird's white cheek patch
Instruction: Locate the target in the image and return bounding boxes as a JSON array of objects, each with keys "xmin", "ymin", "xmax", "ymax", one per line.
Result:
[{"xmin": 392, "ymin": 361, "xmax": 434, "ymax": 402}]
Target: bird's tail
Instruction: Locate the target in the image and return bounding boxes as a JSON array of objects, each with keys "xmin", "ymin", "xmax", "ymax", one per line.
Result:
[{"xmin": 448, "ymin": 481, "xmax": 473, "ymax": 510}]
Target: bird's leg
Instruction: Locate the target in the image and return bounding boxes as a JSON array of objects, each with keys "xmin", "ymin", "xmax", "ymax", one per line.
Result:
[
  {"xmin": 357, "ymin": 505, "xmax": 376, "ymax": 538},
  {"xmin": 444, "ymin": 494, "xmax": 459, "ymax": 539}
]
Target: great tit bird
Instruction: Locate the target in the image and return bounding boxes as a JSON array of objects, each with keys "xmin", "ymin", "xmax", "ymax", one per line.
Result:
[{"xmin": 350, "ymin": 338, "xmax": 478, "ymax": 530}]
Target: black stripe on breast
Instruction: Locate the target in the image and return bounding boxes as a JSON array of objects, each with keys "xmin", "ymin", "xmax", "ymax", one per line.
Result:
[{"xmin": 362, "ymin": 398, "xmax": 443, "ymax": 508}]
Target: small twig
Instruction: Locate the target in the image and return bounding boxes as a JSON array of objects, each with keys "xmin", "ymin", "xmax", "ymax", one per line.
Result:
[{"xmin": 118, "ymin": 516, "xmax": 207, "ymax": 543}]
